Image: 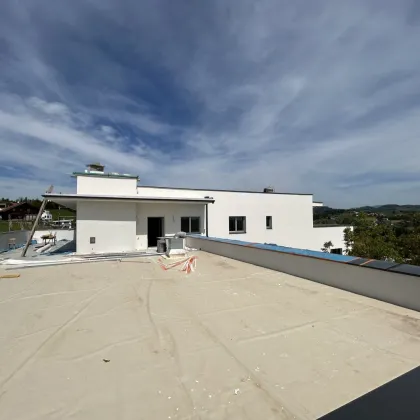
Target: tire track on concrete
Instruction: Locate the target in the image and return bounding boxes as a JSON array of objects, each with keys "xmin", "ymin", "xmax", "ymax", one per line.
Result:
[
  {"xmin": 0, "ymin": 283, "xmax": 114, "ymax": 394},
  {"xmin": 133, "ymin": 279, "xmax": 195, "ymax": 413},
  {"xmin": 161, "ymin": 290, "xmax": 306, "ymax": 419}
]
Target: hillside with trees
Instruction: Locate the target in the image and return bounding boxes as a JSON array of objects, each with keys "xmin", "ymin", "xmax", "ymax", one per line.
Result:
[{"xmin": 314, "ymin": 205, "xmax": 420, "ymax": 264}]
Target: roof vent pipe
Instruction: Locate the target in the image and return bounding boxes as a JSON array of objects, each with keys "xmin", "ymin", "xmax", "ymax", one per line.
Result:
[{"xmin": 263, "ymin": 187, "xmax": 275, "ymax": 193}]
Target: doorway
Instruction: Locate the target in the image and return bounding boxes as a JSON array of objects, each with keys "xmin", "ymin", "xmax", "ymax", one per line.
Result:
[{"xmin": 147, "ymin": 217, "xmax": 164, "ymax": 247}]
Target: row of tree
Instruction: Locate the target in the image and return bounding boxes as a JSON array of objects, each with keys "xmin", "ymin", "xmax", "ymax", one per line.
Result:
[{"xmin": 341, "ymin": 213, "xmax": 420, "ymax": 264}]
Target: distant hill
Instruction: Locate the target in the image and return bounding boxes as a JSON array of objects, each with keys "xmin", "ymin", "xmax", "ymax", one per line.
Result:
[
  {"xmin": 314, "ymin": 204, "xmax": 420, "ymax": 215},
  {"xmin": 351, "ymin": 204, "xmax": 420, "ymax": 213},
  {"xmin": 313, "ymin": 206, "xmax": 343, "ymax": 215}
]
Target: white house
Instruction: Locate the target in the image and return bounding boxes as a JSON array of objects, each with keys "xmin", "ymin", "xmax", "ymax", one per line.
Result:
[{"xmin": 44, "ymin": 165, "xmax": 348, "ymax": 255}]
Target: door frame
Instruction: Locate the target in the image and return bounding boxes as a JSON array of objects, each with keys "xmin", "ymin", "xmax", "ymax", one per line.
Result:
[{"xmin": 147, "ymin": 217, "xmax": 164, "ymax": 248}]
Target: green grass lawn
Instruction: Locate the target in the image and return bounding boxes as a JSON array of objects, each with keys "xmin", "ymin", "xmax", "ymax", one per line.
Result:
[
  {"xmin": 0, "ymin": 221, "xmax": 10, "ymax": 233},
  {"xmin": 49, "ymin": 209, "xmax": 75, "ymax": 220}
]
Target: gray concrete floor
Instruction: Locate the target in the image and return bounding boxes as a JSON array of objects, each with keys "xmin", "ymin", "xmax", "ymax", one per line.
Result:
[{"xmin": 0, "ymin": 251, "xmax": 419, "ymax": 419}]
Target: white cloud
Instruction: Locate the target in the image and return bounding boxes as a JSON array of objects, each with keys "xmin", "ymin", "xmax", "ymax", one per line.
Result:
[{"xmin": 0, "ymin": 1, "xmax": 420, "ymax": 206}]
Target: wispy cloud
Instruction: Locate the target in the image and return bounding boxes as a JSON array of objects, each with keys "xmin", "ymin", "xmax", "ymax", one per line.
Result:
[{"xmin": 0, "ymin": 0, "xmax": 420, "ymax": 206}]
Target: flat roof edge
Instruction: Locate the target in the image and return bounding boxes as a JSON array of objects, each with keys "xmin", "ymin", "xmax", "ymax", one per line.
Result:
[
  {"xmin": 72, "ymin": 172, "xmax": 139, "ymax": 180},
  {"xmin": 43, "ymin": 194, "xmax": 215, "ymax": 204},
  {"xmin": 188, "ymin": 235, "xmax": 420, "ymax": 278},
  {"xmin": 138, "ymin": 185, "xmax": 313, "ymax": 196},
  {"xmin": 313, "ymin": 225, "xmax": 352, "ymax": 228}
]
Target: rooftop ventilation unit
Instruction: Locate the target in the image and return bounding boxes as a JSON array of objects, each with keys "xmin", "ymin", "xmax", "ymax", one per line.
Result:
[
  {"xmin": 86, "ymin": 163, "xmax": 105, "ymax": 173},
  {"xmin": 263, "ymin": 187, "xmax": 275, "ymax": 193}
]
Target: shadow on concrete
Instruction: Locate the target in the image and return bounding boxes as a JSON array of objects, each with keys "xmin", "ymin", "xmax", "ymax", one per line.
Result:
[{"xmin": 318, "ymin": 366, "xmax": 420, "ymax": 420}]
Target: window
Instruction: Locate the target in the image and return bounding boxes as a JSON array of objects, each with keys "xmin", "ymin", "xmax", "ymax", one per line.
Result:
[
  {"xmin": 181, "ymin": 217, "xmax": 200, "ymax": 233},
  {"xmin": 266, "ymin": 216, "xmax": 272, "ymax": 229},
  {"xmin": 331, "ymin": 248, "xmax": 343, "ymax": 255},
  {"xmin": 229, "ymin": 216, "xmax": 246, "ymax": 233}
]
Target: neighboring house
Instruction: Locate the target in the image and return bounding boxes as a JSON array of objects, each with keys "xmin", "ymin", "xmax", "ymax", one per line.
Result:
[
  {"xmin": 41, "ymin": 210, "xmax": 53, "ymax": 222},
  {"xmin": 0, "ymin": 202, "xmax": 39, "ymax": 221},
  {"xmin": 44, "ymin": 165, "xmax": 350, "ymax": 254}
]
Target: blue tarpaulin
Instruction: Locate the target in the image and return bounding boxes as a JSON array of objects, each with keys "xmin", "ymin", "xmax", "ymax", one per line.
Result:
[{"xmin": 189, "ymin": 235, "xmax": 355, "ymax": 263}]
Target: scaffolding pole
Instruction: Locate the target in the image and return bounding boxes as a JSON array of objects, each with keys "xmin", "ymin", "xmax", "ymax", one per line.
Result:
[{"xmin": 21, "ymin": 185, "xmax": 54, "ymax": 257}]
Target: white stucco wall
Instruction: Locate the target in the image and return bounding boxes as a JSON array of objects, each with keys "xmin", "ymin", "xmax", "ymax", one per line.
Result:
[
  {"xmin": 138, "ymin": 187, "xmax": 316, "ymax": 249},
  {"xmin": 206, "ymin": 191, "xmax": 314, "ymax": 249},
  {"xmin": 135, "ymin": 202, "xmax": 205, "ymax": 250},
  {"xmin": 77, "ymin": 176, "xmax": 137, "ymax": 196},
  {"xmin": 136, "ymin": 187, "xmax": 207, "ymax": 199},
  {"xmin": 309, "ymin": 226, "xmax": 350, "ymax": 252},
  {"xmin": 71, "ymin": 181, "xmax": 346, "ymax": 253},
  {"xmin": 187, "ymin": 236, "xmax": 420, "ymax": 312},
  {"xmin": 76, "ymin": 201, "xmax": 136, "ymax": 254}
]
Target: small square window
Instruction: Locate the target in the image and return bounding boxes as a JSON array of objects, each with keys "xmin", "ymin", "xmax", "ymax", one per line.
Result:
[
  {"xmin": 90, "ymin": 237, "xmax": 96, "ymax": 244},
  {"xmin": 190, "ymin": 217, "xmax": 200, "ymax": 233},
  {"xmin": 266, "ymin": 216, "xmax": 272, "ymax": 229},
  {"xmin": 181, "ymin": 217, "xmax": 200, "ymax": 233},
  {"xmin": 229, "ymin": 217, "xmax": 236, "ymax": 232},
  {"xmin": 331, "ymin": 248, "xmax": 343, "ymax": 255},
  {"xmin": 229, "ymin": 216, "xmax": 246, "ymax": 233}
]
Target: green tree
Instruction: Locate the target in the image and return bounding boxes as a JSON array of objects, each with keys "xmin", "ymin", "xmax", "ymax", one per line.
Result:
[
  {"xmin": 344, "ymin": 213, "xmax": 402, "ymax": 262},
  {"xmin": 341, "ymin": 216, "xmax": 353, "ymax": 225},
  {"xmin": 398, "ymin": 214, "xmax": 420, "ymax": 265},
  {"xmin": 321, "ymin": 241, "xmax": 333, "ymax": 253}
]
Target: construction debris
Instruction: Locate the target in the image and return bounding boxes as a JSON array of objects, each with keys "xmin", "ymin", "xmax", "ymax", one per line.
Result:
[
  {"xmin": 70, "ymin": 251, "xmax": 163, "ymax": 259},
  {"xmin": 158, "ymin": 255, "xmax": 197, "ymax": 274},
  {"xmin": 36, "ymin": 243, "xmax": 53, "ymax": 254},
  {"xmin": 0, "ymin": 273, "xmax": 20, "ymax": 279},
  {"xmin": 1, "ymin": 257, "xmax": 122, "ymax": 270},
  {"xmin": 0, "ymin": 247, "xmax": 164, "ymax": 270},
  {"xmin": 21, "ymin": 184, "xmax": 54, "ymax": 257}
]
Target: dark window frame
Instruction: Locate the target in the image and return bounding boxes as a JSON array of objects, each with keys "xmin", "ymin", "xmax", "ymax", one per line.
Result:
[
  {"xmin": 266, "ymin": 216, "xmax": 273, "ymax": 229},
  {"xmin": 181, "ymin": 216, "xmax": 201, "ymax": 234},
  {"xmin": 331, "ymin": 248, "xmax": 343, "ymax": 255},
  {"xmin": 229, "ymin": 216, "xmax": 246, "ymax": 234}
]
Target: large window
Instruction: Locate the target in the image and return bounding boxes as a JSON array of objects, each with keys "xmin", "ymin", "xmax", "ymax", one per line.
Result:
[
  {"xmin": 181, "ymin": 217, "xmax": 200, "ymax": 233},
  {"xmin": 229, "ymin": 216, "xmax": 246, "ymax": 233},
  {"xmin": 266, "ymin": 216, "xmax": 272, "ymax": 229}
]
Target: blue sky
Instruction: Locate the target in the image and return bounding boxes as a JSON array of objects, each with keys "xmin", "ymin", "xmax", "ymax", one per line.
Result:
[{"xmin": 0, "ymin": 0, "xmax": 420, "ymax": 207}]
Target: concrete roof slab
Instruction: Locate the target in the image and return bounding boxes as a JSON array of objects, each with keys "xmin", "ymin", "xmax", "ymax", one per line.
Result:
[{"xmin": 0, "ymin": 252, "xmax": 419, "ymax": 419}]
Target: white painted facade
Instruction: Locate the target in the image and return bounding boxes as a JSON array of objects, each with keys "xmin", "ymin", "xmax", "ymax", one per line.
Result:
[
  {"xmin": 76, "ymin": 176, "xmax": 138, "ymax": 196},
  {"xmin": 46, "ymin": 171, "xmax": 349, "ymax": 254},
  {"xmin": 308, "ymin": 226, "xmax": 350, "ymax": 252},
  {"xmin": 135, "ymin": 203, "xmax": 205, "ymax": 250},
  {"xmin": 77, "ymin": 201, "xmax": 136, "ymax": 254},
  {"xmin": 138, "ymin": 186, "xmax": 348, "ymax": 251},
  {"xmin": 74, "ymin": 200, "xmax": 205, "ymax": 253}
]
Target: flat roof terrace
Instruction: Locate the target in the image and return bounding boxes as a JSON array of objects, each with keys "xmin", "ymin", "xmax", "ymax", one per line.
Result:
[{"xmin": 0, "ymin": 252, "xmax": 419, "ymax": 419}]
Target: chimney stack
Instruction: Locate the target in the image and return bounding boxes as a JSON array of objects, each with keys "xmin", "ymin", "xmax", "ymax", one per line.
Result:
[{"xmin": 86, "ymin": 163, "xmax": 105, "ymax": 174}]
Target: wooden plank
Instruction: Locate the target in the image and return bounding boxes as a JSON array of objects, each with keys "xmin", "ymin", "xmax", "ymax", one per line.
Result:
[{"xmin": 0, "ymin": 273, "xmax": 20, "ymax": 279}]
